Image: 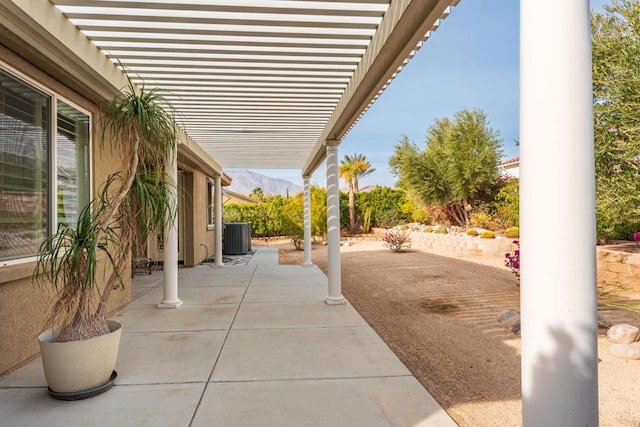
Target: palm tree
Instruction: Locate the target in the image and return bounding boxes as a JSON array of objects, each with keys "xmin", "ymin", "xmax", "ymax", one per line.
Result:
[
  {"xmin": 339, "ymin": 154, "xmax": 375, "ymax": 233},
  {"xmin": 35, "ymin": 75, "xmax": 177, "ymax": 343},
  {"xmin": 350, "ymin": 153, "xmax": 376, "ymax": 193}
]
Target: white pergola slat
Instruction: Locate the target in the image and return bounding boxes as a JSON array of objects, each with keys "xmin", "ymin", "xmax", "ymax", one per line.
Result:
[{"xmin": 37, "ymin": 0, "xmax": 456, "ymax": 171}]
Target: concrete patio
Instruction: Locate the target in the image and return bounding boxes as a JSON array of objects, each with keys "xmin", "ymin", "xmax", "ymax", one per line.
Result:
[{"xmin": 0, "ymin": 248, "xmax": 456, "ymax": 426}]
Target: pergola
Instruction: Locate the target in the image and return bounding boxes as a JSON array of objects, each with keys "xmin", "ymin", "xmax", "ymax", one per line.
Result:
[{"xmin": 0, "ymin": 0, "xmax": 599, "ymax": 425}]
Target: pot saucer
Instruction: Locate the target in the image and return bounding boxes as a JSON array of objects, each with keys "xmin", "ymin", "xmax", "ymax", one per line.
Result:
[{"xmin": 48, "ymin": 371, "xmax": 117, "ymax": 401}]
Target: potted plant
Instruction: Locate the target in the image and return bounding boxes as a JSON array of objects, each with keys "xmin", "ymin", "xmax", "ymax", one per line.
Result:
[{"xmin": 34, "ymin": 75, "xmax": 177, "ymax": 399}]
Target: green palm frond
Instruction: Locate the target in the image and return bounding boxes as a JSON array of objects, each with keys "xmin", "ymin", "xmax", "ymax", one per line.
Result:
[{"xmin": 35, "ymin": 70, "xmax": 178, "ymax": 341}]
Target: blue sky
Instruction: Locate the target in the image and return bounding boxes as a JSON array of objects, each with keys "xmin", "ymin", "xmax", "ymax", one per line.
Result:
[{"xmin": 249, "ymin": 0, "xmax": 609, "ymax": 189}]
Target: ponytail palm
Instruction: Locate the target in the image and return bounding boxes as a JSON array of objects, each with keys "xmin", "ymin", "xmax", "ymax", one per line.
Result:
[{"xmin": 35, "ymin": 75, "xmax": 177, "ymax": 342}]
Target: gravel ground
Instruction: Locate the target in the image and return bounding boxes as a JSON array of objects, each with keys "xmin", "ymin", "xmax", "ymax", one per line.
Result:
[{"xmin": 266, "ymin": 238, "xmax": 640, "ymax": 427}]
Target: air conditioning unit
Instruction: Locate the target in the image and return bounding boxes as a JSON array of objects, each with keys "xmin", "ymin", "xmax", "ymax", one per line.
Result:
[{"xmin": 223, "ymin": 222, "xmax": 252, "ymax": 255}]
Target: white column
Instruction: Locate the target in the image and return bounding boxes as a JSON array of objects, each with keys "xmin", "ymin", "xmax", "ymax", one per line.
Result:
[
  {"xmin": 520, "ymin": 1, "xmax": 598, "ymax": 426},
  {"xmin": 158, "ymin": 146, "xmax": 182, "ymax": 308},
  {"xmin": 214, "ymin": 175, "xmax": 224, "ymax": 267},
  {"xmin": 325, "ymin": 142, "xmax": 345, "ymax": 304},
  {"xmin": 302, "ymin": 175, "xmax": 313, "ymax": 267}
]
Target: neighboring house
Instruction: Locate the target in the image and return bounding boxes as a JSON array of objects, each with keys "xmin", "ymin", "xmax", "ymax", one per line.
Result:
[
  {"xmin": 499, "ymin": 156, "xmax": 520, "ymax": 178},
  {"xmin": 224, "ymin": 190, "xmax": 260, "ymax": 206},
  {"xmin": 357, "ymin": 184, "xmax": 380, "ymax": 193}
]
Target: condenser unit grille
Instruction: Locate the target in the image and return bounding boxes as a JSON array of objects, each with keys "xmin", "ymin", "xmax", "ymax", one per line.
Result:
[{"xmin": 223, "ymin": 222, "xmax": 252, "ymax": 255}]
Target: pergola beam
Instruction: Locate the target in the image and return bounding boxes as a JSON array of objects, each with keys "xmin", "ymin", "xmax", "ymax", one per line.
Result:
[{"xmin": 303, "ymin": 0, "xmax": 454, "ymax": 176}]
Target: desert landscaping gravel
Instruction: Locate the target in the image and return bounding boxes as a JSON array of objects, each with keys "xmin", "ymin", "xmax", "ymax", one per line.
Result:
[{"xmin": 270, "ymin": 239, "xmax": 640, "ymax": 427}]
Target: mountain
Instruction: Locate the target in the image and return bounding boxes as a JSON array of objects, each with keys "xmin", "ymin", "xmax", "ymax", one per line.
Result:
[{"xmin": 225, "ymin": 169, "xmax": 303, "ymax": 197}]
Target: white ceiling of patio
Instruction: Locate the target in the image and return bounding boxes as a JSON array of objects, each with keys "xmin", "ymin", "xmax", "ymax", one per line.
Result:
[{"xmin": 47, "ymin": 0, "xmax": 457, "ymax": 174}]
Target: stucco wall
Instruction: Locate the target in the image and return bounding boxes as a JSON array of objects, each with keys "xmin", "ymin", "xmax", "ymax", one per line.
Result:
[
  {"xmin": 182, "ymin": 169, "xmax": 215, "ymax": 266},
  {"xmin": 0, "ymin": 46, "xmax": 131, "ymax": 375}
]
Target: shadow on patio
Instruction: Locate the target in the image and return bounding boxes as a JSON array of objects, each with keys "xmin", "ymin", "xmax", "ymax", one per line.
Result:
[{"xmin": 0, "ymin": 248, "xmax": 455, "ymax": 426}]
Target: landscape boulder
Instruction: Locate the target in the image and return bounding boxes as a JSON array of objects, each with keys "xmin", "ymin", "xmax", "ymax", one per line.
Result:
[
  {"xmin": 609, "ymin": 343, "xmax": 640, "ymax": 360},
  {"xmin": 607, "ymin": 324, "xmax": 640, "ymax": 344}
]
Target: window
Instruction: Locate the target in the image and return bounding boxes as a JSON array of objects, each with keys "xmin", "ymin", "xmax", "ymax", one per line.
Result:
[
  {"xmin": 56, "ymin": 100, "xmax": 90, "ymax": 229},
  {"xmin": 207, "ymin": 180, "xmax": 215, "ymax": 226},
  {"xmin": 0, "ymin": 68, "xmax": 91, "ymax": 262}
]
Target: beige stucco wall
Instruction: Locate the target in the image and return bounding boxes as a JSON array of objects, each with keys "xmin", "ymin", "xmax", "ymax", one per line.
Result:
[
  {"xmin": 0, "ymin": 46, "xmax": 131, "ymax": 375},
  {"xmin": 182, "ymin": 169, "xmax": 215, "ymax": 266},
  {"xmin": 227, "ymin": 193, "xmax": 257, "ymax": 205}
]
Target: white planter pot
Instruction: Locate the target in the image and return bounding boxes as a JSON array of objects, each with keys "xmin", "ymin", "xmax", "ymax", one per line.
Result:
[{"xmin": 38, "ymin": 320, "xmax": 122, "ymax": 394}]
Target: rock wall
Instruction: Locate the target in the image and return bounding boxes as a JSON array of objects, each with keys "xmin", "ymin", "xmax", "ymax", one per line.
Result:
[
  {"xmin": 597, "ymin": 247, "xmax": 640, "ymax": 294},
  {"xmin": 406, "ymin": 230, "xmax": 517, "ymax": 259}
]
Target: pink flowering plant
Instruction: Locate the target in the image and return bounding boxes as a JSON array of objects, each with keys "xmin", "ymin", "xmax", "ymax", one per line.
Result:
[
  {"xmin": 634, "ymin": 231, "xmax": 640, "ymax": 245},
  {"xmin": 382, "ymin": 228, "xmax": 412, "ymax": 252},
  {"xmin": 504, "ymin": 240, "xmax": 520, "ymax": 285}
]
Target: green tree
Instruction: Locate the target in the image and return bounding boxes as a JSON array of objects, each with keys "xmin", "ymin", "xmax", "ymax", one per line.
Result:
[
  {"xmin": 280, "ymin": 193, "xmax": 304, "ymax": 249},
  {"xmin": 339, "ymin": 153, "xmax": 375, "ymax": 232},
  {"xmin": 310, "ymin": 185, "xmax": 327, "ymax": 236},
  {"xmin": 223, "ymin": 186, "xmax": 328, "ymax": 239},
  {"xmin": 357, "ymin": 187, "xmax": 412, "ymax": 227},
  {"xmin": 493, "ymin": 177, "xmax": 520, "ymax": 228},
  {"xmin": 349, "ymin": 153, "xmax": 376, "ymax": 192},
  {"xmin": 249, "ymin": 187, "xmax": 266, "ymax": 202},
  {"xmin": 389, "ymin": 109, "xmax": 502, "ymax": 227},
  {"xmin": 592, "ymin": 0, "xmax": 640, "ymax": 240}
]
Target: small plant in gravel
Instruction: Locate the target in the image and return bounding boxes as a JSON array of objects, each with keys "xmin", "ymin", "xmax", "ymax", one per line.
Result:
[
  {"xmin": 423, "ymin": 227, "xmax": 433, "ymax": 233},
  {"xmin": 480, "ymin": 230, "xmax": 496, "ymax": 239},
  {"xmin": 467, "ymin": 229, "xmax": 479, "ymax": 236},
  {"xmin": 434, "ymin": 228, "xmax": 448, "ymax": 235},
  {"xmin": 504, "ymin": 240, "xmax": 520, "ymax": 285},
  {"xmin": 382, "ymin": 229, "xmax": 412, "ymax": 252}
]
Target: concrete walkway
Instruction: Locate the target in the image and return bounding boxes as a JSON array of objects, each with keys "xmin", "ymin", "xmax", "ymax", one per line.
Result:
[{"xmin": 0, "ymin": 248, "xmax": 456, "ymax": 426}]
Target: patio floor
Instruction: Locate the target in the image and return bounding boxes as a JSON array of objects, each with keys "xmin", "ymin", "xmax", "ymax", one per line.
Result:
[{"xmin": 0, "ymin": 248, "xmax": 456, "ymax": 426}]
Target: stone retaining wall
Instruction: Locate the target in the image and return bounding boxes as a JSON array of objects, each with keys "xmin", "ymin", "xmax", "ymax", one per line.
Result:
[
  {"xmin": 395, "ymin": 231, "xmax": 638, "ymax": 294},
  {"xmin": 406, "ymin": 230, "xmax": 517, "ymax": 259},
  {"xmin": 597, "ymin": 247, "xmax": 640, "ymax": 293}
]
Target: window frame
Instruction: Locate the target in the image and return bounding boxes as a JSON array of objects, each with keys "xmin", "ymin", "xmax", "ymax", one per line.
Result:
[
  {"xmin": 207, "ymin": 179, "xmax": 215, "ymax": 229},
  {"xmin": 0, "ymin": 61, "xmax": 93, "ymax": 266}
]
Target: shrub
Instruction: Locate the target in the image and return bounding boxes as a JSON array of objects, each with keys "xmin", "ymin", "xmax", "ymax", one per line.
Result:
[
  {"xmin": 480, "ymin": 230, "xmax": 495, "ymax": 239},
  {"xmin": 505, "ymin": 226, "xmax": 520, "ymax": 238},
  {"xmin": 470, "ymin": 211, "xmax": 495, "ymax": 230},
  {"xmin": 493, "ymin": 177, "xmax": 519, "ymax": 228},
  {"xmin": 382, "ymin": 229, "xmax": 412, "ymax": 252},
  {"xmin": 281, "ymin": 216, "xmax": 303, "ymax": 250},
  {"xmin": 357, "ymin": 187, "xmax": 412, "ymax": 227},
  {"xmin": 376, "ymin": 208, "xmax": 407, "ymax": 227},
  {"xmin": 467, "ymin": 229, "xmax": 479, "ymax": 236},
  {"xmin": 423, "ymin": 227, "xmax": 433, "ymax": 233},
  {"xmin": 400, "ymin": 225, "xmax": 409, "ymax": 231},
  {"xmin": 434, "ymin": 228, "xmax": 448, "ymax": 235}
]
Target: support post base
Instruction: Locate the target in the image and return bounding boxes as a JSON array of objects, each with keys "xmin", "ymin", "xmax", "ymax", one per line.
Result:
[
  {"xmin": 325, "ymin": 296, "xmax": 346, "ymax": 305},
  {"xmin": 302, "ymin": 262, "xmax": 314, "ymax": 267},
  {"xmin": 157, "ymin": 299, "xmax": 183, "ymax": 309}
]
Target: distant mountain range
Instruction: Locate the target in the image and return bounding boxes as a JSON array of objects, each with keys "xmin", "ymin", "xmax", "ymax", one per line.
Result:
[{"xmin": 225, "ymin": 169, "xmax": 302, "ymax": 197}]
